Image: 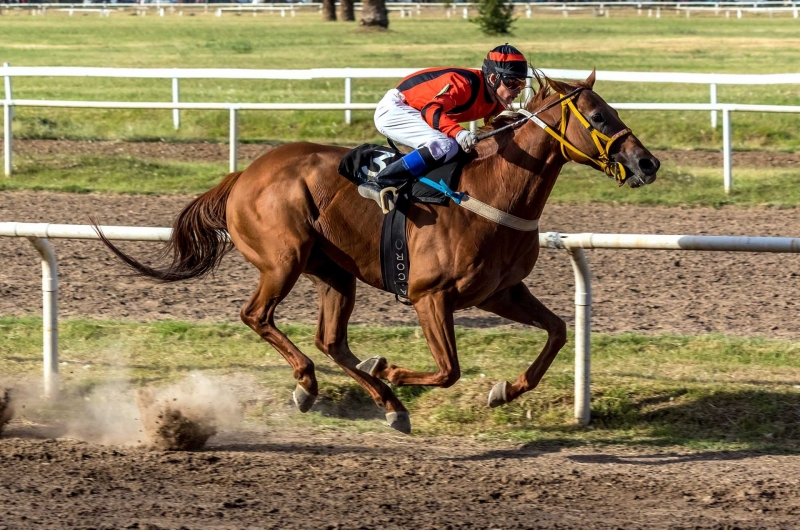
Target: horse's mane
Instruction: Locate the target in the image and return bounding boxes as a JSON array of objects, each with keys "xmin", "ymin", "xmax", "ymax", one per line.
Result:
[{"xmin": 477, "ymin": 67, "xmax": 554, "ymax": 137}]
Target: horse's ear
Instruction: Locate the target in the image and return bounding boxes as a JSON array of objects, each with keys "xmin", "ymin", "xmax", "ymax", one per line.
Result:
[
  {"xmin": 546, "ymin": 76, "xmax": 575, "ymax": 95},
  {"xmin": 584, "ymin": 69, "xmax": 597, "ymax": 89}
]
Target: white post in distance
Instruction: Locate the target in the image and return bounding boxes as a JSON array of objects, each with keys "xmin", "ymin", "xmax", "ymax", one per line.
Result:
[
  {"xmin": 710, "ymin": 83, "xmax": 717, "ymax": 129},
  {"xmin": 3, "ymin": 62, "xmax": 11, "ymax": 177},
  {"xmin": 345, "ymin": 77, "xmax": 352, "ymax": 125},
  {"xmin": 229, "ymin": 107, "xmax": 238, "ymax": 173},
  {"xmin": 172, "ymin": 77, "xmax": 180, "ymax": 130},
  {"xmin": 722, "ymin": 107, "xmax": 732, "ymax": 194}
]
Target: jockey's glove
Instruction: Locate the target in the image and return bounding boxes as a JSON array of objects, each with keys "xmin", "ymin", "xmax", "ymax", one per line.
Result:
[{"xmin": 456, "ymin": 130, "xmax": 478, "ymax": 153}]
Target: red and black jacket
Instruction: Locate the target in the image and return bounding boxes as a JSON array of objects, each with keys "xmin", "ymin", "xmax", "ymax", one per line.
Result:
[{"xmin": 396, "ymin": 68, "xmax": 504, "ymax": 138}]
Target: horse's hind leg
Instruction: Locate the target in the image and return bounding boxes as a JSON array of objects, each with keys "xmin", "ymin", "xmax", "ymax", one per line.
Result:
[
  {"xmin": 477, "ymin": 282, "xmax": 567, "ymax": 407},
  {"xmin": 307, "ymin": 263, "xmax": 411, "ymax": 433},
  {"xmin": 241, "ymin": 266, "xmax": 319, "ymax": 413}
]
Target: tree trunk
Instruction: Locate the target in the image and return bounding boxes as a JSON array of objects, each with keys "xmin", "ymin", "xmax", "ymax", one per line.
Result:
[
  {"xmin": 322, "ymin": 0, "xmax": 337, "ymax": 21},
  {"xmin": 340, "ymin": 0, "xmax": 355, "ymax": 21},
  {"xmin": 360, "ymin": 0, "xmax": 388, "ymax": 28}
]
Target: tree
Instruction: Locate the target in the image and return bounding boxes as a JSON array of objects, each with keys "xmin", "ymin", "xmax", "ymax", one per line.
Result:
[
  {"xmin": 322, "ymin": 0, "xmax": 337, "ymax": 22},
  {"xmin": 341, "ymin": 0, "xmax": 355, "ymax": 22},
  {"xmin": 360, "ymin": 0, "xmax": 389, "ymax": 28},
  {"xmin": 472, "ymin": 0, "xmax": 516, "ymax": 35}
]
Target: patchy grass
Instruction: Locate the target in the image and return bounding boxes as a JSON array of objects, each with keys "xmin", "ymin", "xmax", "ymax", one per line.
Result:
[
  {"xmin": 1, "ymin": 14, "xmax": 799, "ymax": 150},
  {"xmin": 2, "ymin": 317, "xmax": 799, "ymax": 450}
]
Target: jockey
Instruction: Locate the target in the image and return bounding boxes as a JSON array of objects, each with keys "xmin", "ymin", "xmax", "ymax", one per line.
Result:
[{"xmin": 358, "ymin": 43, "xmax": 530, "ymax": 211}]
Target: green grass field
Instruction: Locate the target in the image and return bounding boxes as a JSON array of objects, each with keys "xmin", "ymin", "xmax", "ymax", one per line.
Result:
[
  {"xmin": 2, "ymin": 317, "xmax": 799, "ymax": 450},
  {"xmin": 2, "ymin": 13, "xmax": 800, "ymax": 149}
]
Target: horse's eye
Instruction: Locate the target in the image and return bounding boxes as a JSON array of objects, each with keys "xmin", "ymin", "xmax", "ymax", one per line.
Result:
[{"xmin": 592, "ymin": 113, "xmax": 605, "ymax": 123}]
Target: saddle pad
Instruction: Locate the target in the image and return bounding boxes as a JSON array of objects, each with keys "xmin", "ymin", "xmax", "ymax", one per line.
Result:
[{"xmin": 338, "ymin": 143, "xmax": 467, "ymax": 205}]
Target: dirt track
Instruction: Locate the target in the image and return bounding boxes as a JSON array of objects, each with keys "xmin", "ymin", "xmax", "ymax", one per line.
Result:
[
  {"xmin": 2, "ymin": 426, "xmax": 800, "ymax": 530},
  {"xmin": 2, "ymin": 143, "xmax": 800, "ymax": 529}
]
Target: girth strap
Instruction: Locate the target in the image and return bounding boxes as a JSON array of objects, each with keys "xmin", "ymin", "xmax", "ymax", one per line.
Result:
[{"xmin": 418, "ymin": 178, "xmax": 539, "ymax": 232}]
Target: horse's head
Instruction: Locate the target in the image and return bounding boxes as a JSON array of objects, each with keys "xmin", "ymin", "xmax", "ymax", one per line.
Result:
[{"xmin": 539, "ymin": 72, "xmax": 660, "ymax": 188}]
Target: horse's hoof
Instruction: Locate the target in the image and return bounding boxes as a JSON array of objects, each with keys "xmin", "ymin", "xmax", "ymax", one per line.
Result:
[
  {"xmin": 356, "ymin": 355, "xmax": 386, "ymax": 378},
  {"xmin": 292, "ymin": 384, "xmax": 317, "ymax": 413},
  {"xmin": 385, "ymin": 411, "xmax": 411, "ymax": 434},
  {"xmin": 488, "ymin": 381, "xmax": 509, "ymax": 408}
]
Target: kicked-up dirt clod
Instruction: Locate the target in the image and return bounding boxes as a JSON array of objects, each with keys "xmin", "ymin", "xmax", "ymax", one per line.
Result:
[
  {"xmin": 0, "ymin": 389, "xmax": 12, "ymax": 435},
  {"xmin": 136, "ymin": 388, "xmax": 219, "ymax": 451}
]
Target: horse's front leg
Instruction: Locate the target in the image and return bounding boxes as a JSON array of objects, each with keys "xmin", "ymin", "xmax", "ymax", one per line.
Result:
[
  {"xmin": 363, "ymin": 291, "xmax": 461, "ymax": 387},
  {"xmin": 477, "ymin": 282, "xmax": 567, "ymax": 407}
]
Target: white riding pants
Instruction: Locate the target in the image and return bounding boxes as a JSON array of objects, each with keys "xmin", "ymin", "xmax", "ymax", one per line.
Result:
[{"xmin": 374, "ymin": 89, "xmax": 460, "ymax": 162}]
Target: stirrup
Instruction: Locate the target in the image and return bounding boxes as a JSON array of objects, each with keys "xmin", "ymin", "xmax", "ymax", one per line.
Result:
[
  {"xmin": 359, "ymin": 182, "xmax": 397, "ymax": 214},
  {"xmin": 378, "ymin": 187, "xmax": 397, "ymax": 214}
]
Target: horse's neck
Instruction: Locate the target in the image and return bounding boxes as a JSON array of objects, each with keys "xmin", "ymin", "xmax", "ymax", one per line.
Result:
[{"xmin": 461, "ymin": 123, "xmax": 565, "ymax": 222}]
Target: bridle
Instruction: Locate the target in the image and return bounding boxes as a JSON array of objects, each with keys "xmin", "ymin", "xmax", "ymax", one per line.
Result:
[{"xmin": 478, "ymin": 86, "xmax": 633, "ymax": 186}]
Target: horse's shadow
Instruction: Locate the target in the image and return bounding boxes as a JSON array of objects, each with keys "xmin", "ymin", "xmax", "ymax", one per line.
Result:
[{"xmin": 459, "ymin": 388, "xmax": 800, "ymax": 462}]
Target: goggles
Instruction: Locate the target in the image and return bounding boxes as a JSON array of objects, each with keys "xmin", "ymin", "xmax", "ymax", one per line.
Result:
[{"xmin": 500, "ymin": 76, "xmax": 526, "ymax": 92}]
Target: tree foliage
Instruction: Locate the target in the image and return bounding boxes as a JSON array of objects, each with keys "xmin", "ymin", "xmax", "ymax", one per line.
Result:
[{"xmin": 472, "ymin": 0, "xmax": 516, "ymax": 35}]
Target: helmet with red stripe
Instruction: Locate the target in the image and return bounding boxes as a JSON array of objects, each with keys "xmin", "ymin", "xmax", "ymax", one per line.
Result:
[{"xmin": 482, "ymin": 43, "xmax": 529, "ymax": 91}]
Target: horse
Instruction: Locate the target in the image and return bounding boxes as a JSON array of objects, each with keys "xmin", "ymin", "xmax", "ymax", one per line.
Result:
[{"xmin": 96, "ymin": 72, "xmax": 660, "ymax": 434}]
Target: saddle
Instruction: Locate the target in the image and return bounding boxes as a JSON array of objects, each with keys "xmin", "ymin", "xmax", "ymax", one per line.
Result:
[
  {"xmin": 337, "ymin": 143, "xmax": 467, "ymax": 206},
  {"xmin": 337, "ymin": 143, "xmax": 470, "ymax": 304}
]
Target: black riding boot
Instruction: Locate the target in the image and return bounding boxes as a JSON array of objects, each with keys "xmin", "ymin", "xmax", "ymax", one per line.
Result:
[{"xmin": 358, "ymin": 147, "xmax": 443, "ymax": 213}]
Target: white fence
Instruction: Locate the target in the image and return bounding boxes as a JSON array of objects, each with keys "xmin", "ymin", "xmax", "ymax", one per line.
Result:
[
  {"xmin": 2, "ymin": 221, "xmax": 799, "ymax": 424},
  {"xmin": 3, "ymin": 65, "xmax": 800, "ymax": 192}
]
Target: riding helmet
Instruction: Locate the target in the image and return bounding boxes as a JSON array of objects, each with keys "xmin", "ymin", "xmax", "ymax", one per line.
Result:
[{"xmin": 482, "ymin": 43, "xmax": 529, "ymax": 86}]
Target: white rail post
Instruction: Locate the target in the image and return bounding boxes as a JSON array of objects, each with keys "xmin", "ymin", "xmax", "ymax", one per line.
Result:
[
  {"xmin": 172, "ymin": 77, "xmax": 180, "ymax": 130},
  {"xmin": 28, "ymin": 237, "xmax": 59, "ymax": 400},
  {"xmin": 567, "ymin": 247, "xmax": 592, "ymax": 426},
  {"xmin": 229, "ymin": 107, "xmax": 238, "ymax": 172},
  {"xmin": 710, "ymin": 82, "xmax": 717, "ymax": 129},
  {"xmin": 345, "ymin": 77, "xmax": 352, "ymax": 125},
  {"xmin": 3, "ymin": 62, "xmax": 11, "ymax": 177},
  {"xmin": 722, "ymin": 107, "xmax": 732, "ymax": 194}
]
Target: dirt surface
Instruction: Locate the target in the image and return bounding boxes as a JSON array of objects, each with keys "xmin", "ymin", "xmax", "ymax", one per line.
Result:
[
  {"xmin": 1, "ymin": 425, "xmax": 799, "ymax": 529},
  {"xmin": 0, "ymin": 190, "xmax": 798, "ymax": 338},
  {"xmin": 10, "ymin": 138, "xmax": 800, "ymax": 167}
]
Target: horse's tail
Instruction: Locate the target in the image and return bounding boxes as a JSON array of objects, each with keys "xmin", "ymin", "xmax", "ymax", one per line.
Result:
[{"xmin": 94, "ymin": 170, "xmax": 244, "ymax": 282}]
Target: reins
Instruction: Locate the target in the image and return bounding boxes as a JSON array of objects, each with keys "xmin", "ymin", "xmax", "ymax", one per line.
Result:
[{"xmin": 478, "ymin": 86, "xmax": 633, "ymax": 186}]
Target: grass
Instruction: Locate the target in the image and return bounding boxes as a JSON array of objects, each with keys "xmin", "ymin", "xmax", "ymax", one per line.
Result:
[
  {"xmin": 1, "ymin": 13, "xmax": 800, "ymax": 150},
  {"xmin": 6, "ymin": 152, "xmax": 800, "ymax": 208},
  {"xmin": 1, "ymin": 317, "xmax": 799, "ymax": 450}
]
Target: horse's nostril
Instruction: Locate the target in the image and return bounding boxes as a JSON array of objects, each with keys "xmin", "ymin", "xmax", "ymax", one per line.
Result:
[{"xmin": 638, "ymin": 157, "xmax": 659, "ymax": 175}]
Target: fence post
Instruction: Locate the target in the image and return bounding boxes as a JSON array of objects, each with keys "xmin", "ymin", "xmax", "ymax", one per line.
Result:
[
  {"xmin": 710, "ymin": 82, "xmax": 717, "ymax": 129},
  {"xmin": 567, "ymin": 247, "xmax": 592, "ymax": 426},
  {"xmin": 229, "ymin": 107, "xmax": 238, "ymax": 173},
  {"xmin": 722, "ymin": 107, "xmax": 732, "ymax": 194},
  {"xmin": 3, "ymin": 62, "xmax": 11, "ymax": 177},
  {"xmin": 345, "ymin": 77, "xmax": 352, "ymax": 125},
  {"xmin": 172, "ymin": 77, "xmax": 180, "ymax": 130},
  {"xmin": 27, "ymin": 237, "xmax": 59, "ymax": 400}
]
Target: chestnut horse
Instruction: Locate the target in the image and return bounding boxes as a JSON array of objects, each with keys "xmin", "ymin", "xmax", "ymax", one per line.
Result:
[{"xmin": 97, "ymin": 73, "xmax": 659, "ymax": 434}]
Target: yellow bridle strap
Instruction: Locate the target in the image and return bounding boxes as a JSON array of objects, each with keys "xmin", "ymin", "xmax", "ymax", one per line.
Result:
[{"xmin": 529, "ymin": 92, "xmax": 633, "ymax": 185}]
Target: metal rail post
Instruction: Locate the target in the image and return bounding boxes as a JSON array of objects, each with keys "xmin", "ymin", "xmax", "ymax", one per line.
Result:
[
  {"xmin": 27, "ymin": 237, "xmax": 58, "ymax": 400},
  {"xmin": 345, "ymin": 77, "xmax": 352, "ymax": 125},
  {"xmin": 172, "ymin": 77, "xmax": 180, "ymax": 130},
  {"xmin": 3, "ymin": 62, "xmax": 11, "ymax": 177},
  {"xmin": 722, "ymin": 107, "xmax": 732, "ymax": 194},
  {"xmin": 567, "ymin": 247, "xmax": 592, "ymax": 425},
  {"xmin": 229, "ymin": 107, "xmax": 238, "ymax": 172}
]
